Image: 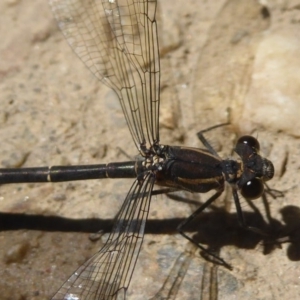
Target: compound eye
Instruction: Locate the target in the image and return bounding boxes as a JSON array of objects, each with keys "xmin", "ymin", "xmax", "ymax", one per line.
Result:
[
  {"xmin": 241, "ymin": 178, "xmax": 264, "ymax": 200},
  {"xmin": 237, "ymin": 136, "xmax": 260, "ymax": 152}
]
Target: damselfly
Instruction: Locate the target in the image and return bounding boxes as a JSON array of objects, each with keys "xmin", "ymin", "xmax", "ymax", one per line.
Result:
[{"xmin": 0, "ymin": 1, "xmax": 276, "ymax": 299}]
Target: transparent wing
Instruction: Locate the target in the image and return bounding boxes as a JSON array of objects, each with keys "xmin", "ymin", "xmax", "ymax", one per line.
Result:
[
  {"xmin": 52, "ymin": 173, "xmax": 155, "ymax": 300},
  {"xmin": 49, "ymin": 0, "xmax": 160, "ymax": 151}
]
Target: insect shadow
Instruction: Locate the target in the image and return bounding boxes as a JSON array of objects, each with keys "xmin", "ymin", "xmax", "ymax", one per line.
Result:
[{"xmin": 1, "ymin": 197, "xmax": 298, "ymax": 257}]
